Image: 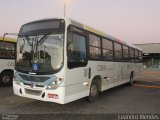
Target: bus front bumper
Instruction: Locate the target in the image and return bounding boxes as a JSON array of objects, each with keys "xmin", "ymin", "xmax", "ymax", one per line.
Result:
[{"xmin": 13, "ymin": 82, "xmax": 66, "ymax": 104}]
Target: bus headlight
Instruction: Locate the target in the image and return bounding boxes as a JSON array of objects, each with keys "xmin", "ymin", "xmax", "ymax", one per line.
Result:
[{"xmin": 47, "ymin": 77, "xmax": 64, "ymax": 89}]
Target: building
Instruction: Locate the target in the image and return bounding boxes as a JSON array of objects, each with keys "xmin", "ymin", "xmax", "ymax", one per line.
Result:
[{"xmin": 134, "ymin": 43, "xmax": 160, "ymax": 68}]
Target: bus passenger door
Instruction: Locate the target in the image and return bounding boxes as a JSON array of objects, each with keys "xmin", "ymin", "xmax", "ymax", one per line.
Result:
[
  {"xmin": 67, "ymin": 28, "xmax": 88, "ymax": 70},
  {"xmin": 66, "ymin": 27, "xmax": 89, "ymax": 99}
]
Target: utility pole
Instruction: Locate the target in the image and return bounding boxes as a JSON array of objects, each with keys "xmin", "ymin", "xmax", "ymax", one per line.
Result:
[{"xmin": 64, "ymin": 0, "xmax": 67, "ymax": 17}]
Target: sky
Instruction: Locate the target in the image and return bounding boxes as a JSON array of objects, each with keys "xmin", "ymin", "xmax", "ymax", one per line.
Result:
[{"xmin": 0, "ymin": 0, "xmax": 160, "ymax": 44}]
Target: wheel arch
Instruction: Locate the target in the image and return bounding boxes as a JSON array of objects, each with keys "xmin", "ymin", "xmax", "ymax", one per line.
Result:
[
  {"xmin": 90, "ymin": 75, "xmax": 102, "ymax": 91},
  {"xmin": 0, "ymin": 69, "xmax": 14, "ymax": 76}
]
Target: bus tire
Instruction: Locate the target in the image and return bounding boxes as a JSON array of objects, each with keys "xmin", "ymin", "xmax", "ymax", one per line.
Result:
[
  {"xmin": 88, "ymin": 81, "xmax": 99, "ymax": 102},
  {"xmin": 0, "ymin": 72, "xmax": 13, "ymax": 87},
  {"xmin": 129, "ymin": 72, "xmax": 134, "ymax": 86}
]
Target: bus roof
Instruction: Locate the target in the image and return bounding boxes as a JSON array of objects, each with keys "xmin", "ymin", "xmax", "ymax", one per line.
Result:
[{"xmin": 0, "ymin": 36, "xmax": 16, "ymax": 42}]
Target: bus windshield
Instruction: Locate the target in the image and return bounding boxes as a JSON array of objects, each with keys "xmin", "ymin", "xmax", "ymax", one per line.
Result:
[
  {"xmin": 15, "ymin": 19, "xmax": 65, "ymax": 74},
  {"xmin": 16, "ymin": 34, "xmax": 64, "ymax": 74}
]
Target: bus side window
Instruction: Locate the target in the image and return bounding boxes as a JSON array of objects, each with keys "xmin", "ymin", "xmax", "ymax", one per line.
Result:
[
  {"xmin": 102, "ymin": 38, "xmax": 113, "ymax": 60},
  {"xmin": 139, "ymin": 51, "xmax": 143, "ymax": 62},
  {"xmin": 135, "ymin": 49, "xmax": 139, "ymax": 62},
  {"xmin": 0, "ymin": 41, "xmax": 15, "ymax": 59},
  {"xmin": 89, "ymin": 34, "xmax": 101, "ymax": 59},
  {"xmin": 67, "ymin": 32, "xmax": 87, "ymax": 69},
  {"xmin": 123, "ymin": 45, "xmax": 129, "ymax": 61},
  {"xmin": 129, "ymin": 47, "xmax": 135, "ymax": 62},
  {"xmin": 114, "ymin": 42, "xmax": 122, "ymax": 61}
]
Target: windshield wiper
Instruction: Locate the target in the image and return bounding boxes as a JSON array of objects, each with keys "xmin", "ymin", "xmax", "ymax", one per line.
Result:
[
  {"xmin": 37, "ymin": 33, "xmax": 51, "ymax": 46},
  {"xmin": 24, "ymin": 34, "xmax": 32, "ymax": 46}
]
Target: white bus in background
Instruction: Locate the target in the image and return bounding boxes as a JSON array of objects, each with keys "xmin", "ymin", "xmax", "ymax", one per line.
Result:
[
  {"xmin": 13, "ymin": 18, "xmax": 143, "ymax": 104},
  {"xmin": 0, "ymin": 37, "xmax": 16, "ymax": 86}
]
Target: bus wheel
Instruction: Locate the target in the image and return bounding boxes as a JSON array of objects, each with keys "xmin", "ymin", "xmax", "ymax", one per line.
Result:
[
  {"xmin": 129, "ymin": 73, "xmax": 134, "ymax": 86},
  {"xmin": 88, "ymin": 81, "xmax": 99, "ymax": 102},
  {"xmin": 0, "ymin": 72, "xmax": 13, "ymax": 87}
]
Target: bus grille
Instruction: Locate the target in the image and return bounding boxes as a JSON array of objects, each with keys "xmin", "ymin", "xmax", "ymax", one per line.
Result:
[
  {"xmin": 23, "ymin": 83, "xmax": 45, "ymax": 88},
  {"xmin": 25, "ymin": 89, "xmax": 42, "ymax": 96},
  {"xmin": 19, "ymin": 74, "xmax": 50, "ymax": 82}
]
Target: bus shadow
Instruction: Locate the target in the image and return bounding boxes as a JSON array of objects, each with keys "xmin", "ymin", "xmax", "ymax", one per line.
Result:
[{"xmin": 0, "ymin": 83, "xmax": 13, "ymax": 87}]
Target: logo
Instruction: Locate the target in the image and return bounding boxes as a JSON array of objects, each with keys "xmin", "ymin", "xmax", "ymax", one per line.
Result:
[
  {"xmin": 97, "ymin": 65, "xmax": 106, "ymax": 71},
  {"xmin": 32, "ymin": 63, "xmax": 39, "ymax": 71}
]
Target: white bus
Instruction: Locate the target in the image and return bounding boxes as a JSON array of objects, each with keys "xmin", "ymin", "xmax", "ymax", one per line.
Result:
[
  {"xmin": 13, "ymin": 18, "xmax": 143, "ymax": 104},
  {"xmin": 0, "ymin": 37, "xmax": 16, "ymax": 86}
]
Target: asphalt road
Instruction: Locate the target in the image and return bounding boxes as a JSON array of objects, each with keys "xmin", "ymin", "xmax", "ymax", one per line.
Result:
[{"xmin": 0, "ymin": 69, "xmax": 160, "ymax": 119}]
